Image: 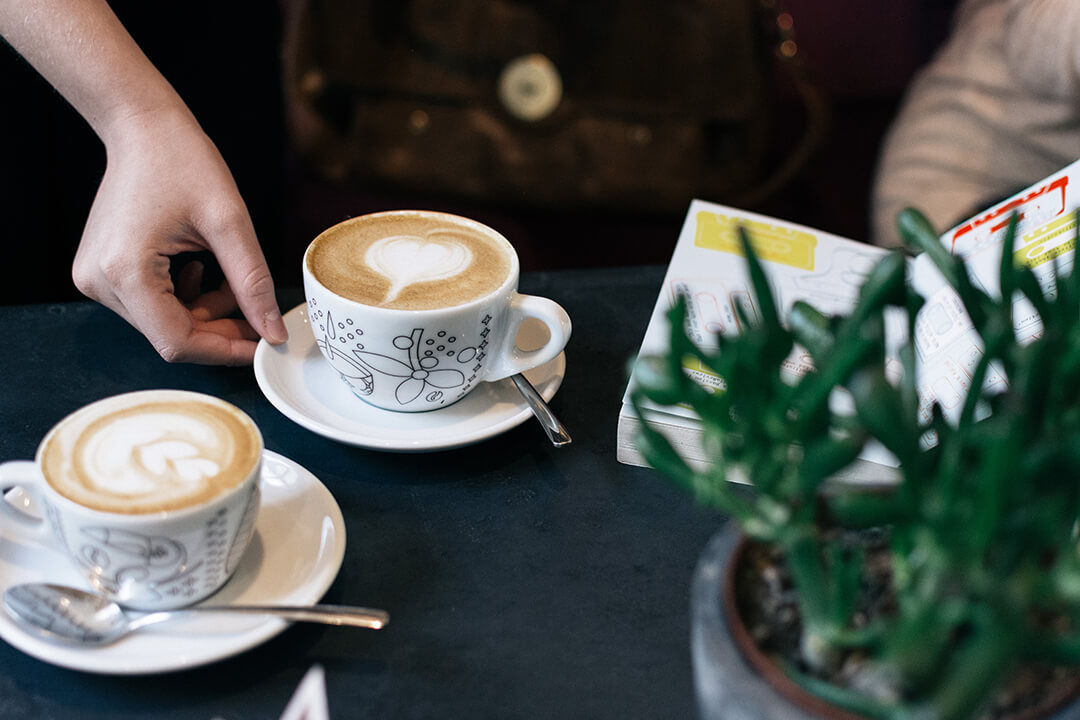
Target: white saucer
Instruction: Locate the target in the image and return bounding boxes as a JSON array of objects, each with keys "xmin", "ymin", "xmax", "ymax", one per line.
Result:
[
  {"xmin": 0, "ymin": 451, "xmax": 346, "ymax": 675},
  {"xmin": 254, "ymin": 303, "xmax": 566, "ymax": 451}
]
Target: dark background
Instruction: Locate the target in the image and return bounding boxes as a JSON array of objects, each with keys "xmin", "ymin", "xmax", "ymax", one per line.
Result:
[{"xmin": 0, "ymin": 0, "xmax": 957, "ymax": 306}]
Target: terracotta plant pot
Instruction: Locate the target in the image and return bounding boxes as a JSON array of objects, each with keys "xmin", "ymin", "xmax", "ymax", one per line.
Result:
[{"xmin": 690, "ymin": 524, "xmax": 1080, "ymax": 720}]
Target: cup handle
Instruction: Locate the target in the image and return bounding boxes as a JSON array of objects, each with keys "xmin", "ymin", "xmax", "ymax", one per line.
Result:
[
  {"xmin": 0, "ymin": 460, "xmax": 52, "ymax": 541},
  {"xmin": 484, "ymin": 294, "xmax": 572, "ymax": 382}
]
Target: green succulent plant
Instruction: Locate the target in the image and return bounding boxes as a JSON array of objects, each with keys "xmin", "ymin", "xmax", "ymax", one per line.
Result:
[{"xmin": 631, "ymin": 209, "xmax": 1080, "ymax": 720}]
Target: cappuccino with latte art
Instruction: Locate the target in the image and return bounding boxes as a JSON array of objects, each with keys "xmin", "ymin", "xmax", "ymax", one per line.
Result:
[
  {"xmin": 1, "ymin": 390, "xmax": 264, "ymax": 610},
  {"xmin": 303, "ymin": 210, "xmax": 571, "ymax": 413},
  {"xmin": 306, "ymin": 212, "xmax": 515, "ymax": 311},
  {"xmin": 40, "ymin": 390, "xmax": 262, "ymax": 514}
]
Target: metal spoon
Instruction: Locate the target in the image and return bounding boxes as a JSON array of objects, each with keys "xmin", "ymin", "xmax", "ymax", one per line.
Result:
[
  {"xmin": 3, "ymin": 583, "xmax": 389, "ymax": 646},
  {"xmin": 511, "ymin": 373, "xmax": 571, "ymax": 446}
]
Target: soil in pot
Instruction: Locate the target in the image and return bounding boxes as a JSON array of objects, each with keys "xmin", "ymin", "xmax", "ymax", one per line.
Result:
[{"xmin": 729, "ymin": 528, "xmax": 1080, "ymax": 720}]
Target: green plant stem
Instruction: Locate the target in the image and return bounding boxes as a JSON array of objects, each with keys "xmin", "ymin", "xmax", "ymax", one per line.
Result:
[
  {"xmin": 633, "ymin": 206, "xmax": 1080, "ymax": 720},
  {"xmin": 909, "ymin": 615, "xmax": 1016, "ymax": 720}
]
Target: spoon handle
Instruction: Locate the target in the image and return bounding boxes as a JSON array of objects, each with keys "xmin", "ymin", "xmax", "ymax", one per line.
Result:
[
  {"xmin": 512, "ymin": 373, "xmax": 572, "ymax": 447},
  {"xmin": 164, "ymin": 603, "xmax": 389, "ymax": 629}
]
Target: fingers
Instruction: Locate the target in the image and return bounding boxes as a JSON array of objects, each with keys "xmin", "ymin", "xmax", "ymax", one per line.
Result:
[
  {"xmin": 76, "ymin": 251, "xmax": 260, "ymax": 364},
  {"xmin": 129, "ymin": 288, "xmax": 260, "ymax": 365},
  {"xmin": 164, "ymin": 330, "xmax": 259, "ymax": 366},
  {"xmin": 187, "ymin": 279, "xmax": 240, "ymax": 323},
  {"xmin": 173, "ymin": 317, "xmax": 261, "ymax": 366},
  {"xmin": 72, "ymin": 115, "xmax": 284, "ymax": 366},
  {"xmin": 203, "ymin": 212, "xmax": 288, "ymax": 346}
]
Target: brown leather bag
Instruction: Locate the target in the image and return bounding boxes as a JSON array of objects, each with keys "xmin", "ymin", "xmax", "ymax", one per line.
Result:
[{"xmin": 282, "ymin": 0, "xmax": 823, "ymax": 213}]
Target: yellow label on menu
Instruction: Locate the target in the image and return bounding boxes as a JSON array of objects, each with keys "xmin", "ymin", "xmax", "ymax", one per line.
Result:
[
  {"xmin": 694, "ymin": 212, "xmax": 817, "ymax": 271},
  {"xmin": 679, "ymin": 357, "xmax": 725, "ymax": 395},
  {"xmin": 681, "ymin": 356, "xmax": 720, "ymax": 379},
  {"xmin": 1015, "ymin": 214, "xmax": 1077, "ymax": 268}
]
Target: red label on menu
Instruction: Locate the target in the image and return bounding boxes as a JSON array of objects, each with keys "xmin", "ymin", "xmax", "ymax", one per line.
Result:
[{"xmin": 948, "ymin": 174, "xmax": 1069, "ymax": 252}]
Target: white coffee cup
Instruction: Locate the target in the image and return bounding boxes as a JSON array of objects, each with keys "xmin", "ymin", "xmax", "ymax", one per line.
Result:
[
  {"xmin": 0, "ymin": 390, "xmax": 263, "ymax": 611},
  {"xmin": 303, "ymin": 210, "xmax": 572, "ymax": 412}
]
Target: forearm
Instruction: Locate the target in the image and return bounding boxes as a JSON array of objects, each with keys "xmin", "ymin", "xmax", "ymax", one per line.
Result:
[{"xmin": 0, "ymin": 0, "xmax": 195, "ymax": 149}]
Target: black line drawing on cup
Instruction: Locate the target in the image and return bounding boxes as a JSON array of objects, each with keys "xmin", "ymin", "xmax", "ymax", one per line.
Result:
[
  {"xmin": 78, "ymin": 527, "xmax": 202, "ymax": 604},
  {"xmin": 309, "ymin": 301, "xmax": 486, "ymax": 407},
  {"xmin": 355, "ymin": 328, "xmax": 472, "ymax": 406},
  {"xmin": 310, "ymin": 304, "xmax": 376, "ymax": 396}
]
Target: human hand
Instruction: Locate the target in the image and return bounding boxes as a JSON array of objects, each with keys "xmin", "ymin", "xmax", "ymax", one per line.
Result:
[{"xmin": 73, "ymin": 111, "xmax": 288, "ymax": 365}]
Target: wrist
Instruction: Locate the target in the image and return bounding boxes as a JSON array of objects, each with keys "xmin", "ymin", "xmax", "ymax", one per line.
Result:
[{"xmin": 98, "ymin": 97, "xmax": 200, "ymax": 158}]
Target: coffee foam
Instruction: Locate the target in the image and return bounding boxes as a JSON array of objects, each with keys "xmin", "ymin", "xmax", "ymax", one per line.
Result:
[
  {"xmin": 366, "ymin": 234, "xmax": 473, "ymax": 305},
  {"xmin": 306, "ymin": 213, "xmax": 514, "ymax": 310},
  {"xmin": 41, "ymin": 391, "xmax": 261, "ymax": 514}
]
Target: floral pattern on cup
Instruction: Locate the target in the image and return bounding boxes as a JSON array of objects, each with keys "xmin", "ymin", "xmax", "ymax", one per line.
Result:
[
  {"xmin": 44, "ymin": 483, "xmax": 260, "ymax": 607},
  {"xmin": 309, "ymin": 302, "xmax": 493, "ymax": 409},
  {"xmin": 77, "ymin": 525, "xmax": 199, "ymax": 604}
]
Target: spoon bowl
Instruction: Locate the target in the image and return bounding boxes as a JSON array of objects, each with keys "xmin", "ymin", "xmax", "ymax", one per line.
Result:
[{"xmin": 3, "ymin": 583, "xmax": 388, "ymax": 646}]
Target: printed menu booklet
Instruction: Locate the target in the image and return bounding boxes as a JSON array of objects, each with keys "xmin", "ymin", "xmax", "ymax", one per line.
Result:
[{"xmin": 617, "ymin": 158, "xmax": 1080, "ymax": 483}]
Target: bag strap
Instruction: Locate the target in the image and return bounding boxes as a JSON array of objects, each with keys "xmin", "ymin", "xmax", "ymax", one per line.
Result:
[{"xmin": 731, "ymin": 0, "xmax": 829, "ymax": 207}]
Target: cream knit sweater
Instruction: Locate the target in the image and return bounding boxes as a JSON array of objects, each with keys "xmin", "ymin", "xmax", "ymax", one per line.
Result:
[{"xmin": 871, "ymin": 0, "xmax": 1080, "ymax": 247}]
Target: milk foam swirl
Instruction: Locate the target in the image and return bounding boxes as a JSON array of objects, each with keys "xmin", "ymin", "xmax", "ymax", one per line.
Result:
[
  {"xmin": 79, "ymin": 414, "xmax": 225, "ymax": 497},
  {"xmin": 365, "ymin": 233, "xmax": 473, "ymax": 305},
  {"xmin": 41, "ymin": 391, "xmax": 261, "ymax": 514},
  {"xmin": 305, "ymin": 212, "xmax": 515, "ymax": 311}
]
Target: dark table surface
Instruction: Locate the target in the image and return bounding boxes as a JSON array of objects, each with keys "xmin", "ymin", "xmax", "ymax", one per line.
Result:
[{"xmin": 0, "ymin": 265, "xmax": 724, "ymax": 720}]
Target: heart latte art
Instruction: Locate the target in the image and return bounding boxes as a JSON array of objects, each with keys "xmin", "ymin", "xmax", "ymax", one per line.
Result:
[
  {"xmin": 366, "ymin": 235, "xmax": 472, "ymax": 305},
  {"xmin": 40, "ymin": 391, "xmax": 262, "ymax": 514},
  {"xmin": 306, "ymin": 213, "xmax": 514, "ymax": 310}
]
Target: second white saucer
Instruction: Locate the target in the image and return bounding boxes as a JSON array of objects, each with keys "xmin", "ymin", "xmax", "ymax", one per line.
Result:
[
  {"xmin": 254, "ymin": 304, "xmax": 566, "ymax": 451},
  {"xmin": 0, "ymin": 451, "xmax": 346, "ymax": 675}
]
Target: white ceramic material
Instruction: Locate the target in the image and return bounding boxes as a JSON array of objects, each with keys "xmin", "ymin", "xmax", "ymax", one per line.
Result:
[
  {"xmin": 254, "ymin": 304, "xmax": 567, "ymax": 451},
  {"xmin": 0, "ymin": 450, "xmax": 346, "ymax": 674},
  {"xmin": 302, "ymin": 210, "xmax": 571, "ymax": 412},
  {"xmin": 0, "ymin": 391, "xmax": 263, "ymax": 611}
]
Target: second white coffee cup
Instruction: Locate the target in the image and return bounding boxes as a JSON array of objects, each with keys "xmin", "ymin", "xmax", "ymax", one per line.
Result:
[
  {"xmin": 303, "ymin": 210, "xmax": 571, "ymax": 412},
  {"xmin": 0, "ymin": 390, "xmax": 263, "ymax": 611}
]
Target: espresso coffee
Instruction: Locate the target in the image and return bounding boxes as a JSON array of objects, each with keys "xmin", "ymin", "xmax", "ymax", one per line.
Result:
[
  {"xmin": 40, "ymin": 390, "xmax": 262, "ymax": 514},
  {"xmin": 305, "ymin": 211, "xmax": 515, "ymax": 310}
]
